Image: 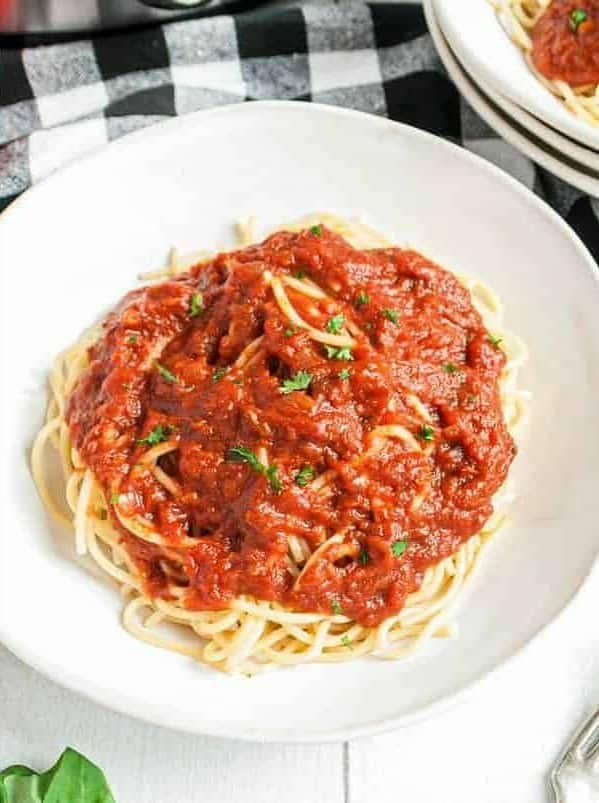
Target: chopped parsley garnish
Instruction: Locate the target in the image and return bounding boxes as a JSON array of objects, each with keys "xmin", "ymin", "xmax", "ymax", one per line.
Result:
[
  {"xmin": 341, "ymin": 634, "xmax": 352, "ymax": 650},
  {"xmin": 295, "ymin": 465, "xmax": 315, "ymax": 487},
  {"xmin": 442, "ymin": 363, "xmax": 460, "ymax": 373},
  {"xmin": 284, "ymin": 328, "xmax": 296, "ymax": 338},
  {"xmin": 382, "ymin": 308, "xmax": 399, "ymax": 324},
  {"xmin": 212, "ymin": 367, "xmax": 228, "ymax": 383},
  {"xmin": 569, "ymin": 8, "xmax": 588, "ymax": 31},
  {"xmin": 339, "ymin": 368, "xmax": 352, "ymax": 381},
  {"xmin": 324, "ymin": 345, "xmax": 354, "ymax": 361},
  {"xmin": 127, "ymin": 334, "xmax": 138, "ymax": 345},
  {"xmin": 418, "ymin": 425, "xmax": 435, "ymax": 442},
  {"xmin": 265, "ymin": 464, "xmax": 282, "ymax": 493},
  {"xmin": 226, "ymin": 445, "xmax": 282, "ymax": 492},
  {"xmin": 488, "ymin": 334, "xmax": 503, "ymax": 348},
  {"xmin": 189, "ymin": 293, "xmax": 203, "ymax": 318},
  {"xmin": 310, "ymin": 224, "xmax": 323, "ymax": 236},
  {"xmin": 109, "ymin": 493, "xmax": 121, "ymax": 505},
  {"xmin": 359, "ymin": 548, "xmax": 369, "ymax": 565},
  {"xmin": 280, "ymin": 370, "xmax": 313, "ymax": 395},
  {"xmin": 355, "ymin": 291, "xmax": 370, "ymax": 307},
  {"xmin": 331, "ymin": 601, "xmax": 343, "ymax": 615},
  {"xmin": 155, "ymin": 362, "xmax": 178, "ymax": 384},
  {"xmin": 391, "ymin": 540, "xmax": 408, "ymax": 558},
  {"xmin": 295, "ymin": 270, "xmax": 307, "ymax": 280},
  {"xmin": 326, "ymin": 314, "xmax": 345, "ymax": 334},
  {"xmin": 226, "ymin": 445, "xmax": 264, "ymax": 471},
  {"xmin": 137, "ymin": 424, "xmax": 174, "ymax": 447}
]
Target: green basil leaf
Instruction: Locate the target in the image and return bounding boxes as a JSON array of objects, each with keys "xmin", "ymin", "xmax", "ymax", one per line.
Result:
[
  {"xmin": 42, "ymin": 749, "xmax": 115, "ymax": 803},
  {"xmin": 0, "ymin": 749, "xmax": 115, "ymax": 803},
  {"xmin": 2, "ymin": 775, "xmax": 42, "ymax": 803},
  {"xmin": 0, "ymin": 766, "xmax": 38, "ymax": 803},
  {"xmin": 0, "ymin": 766, "xmax": 36, "ymax": 783}
]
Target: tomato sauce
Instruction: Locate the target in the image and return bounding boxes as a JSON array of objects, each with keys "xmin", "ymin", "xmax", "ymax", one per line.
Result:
[
  {"xmin": 66, "ymin": 228, "xmax": 514, "ymax": 627},
  {"xmin": 531, "ymin": 0, "xmax": 599, "ymax": 86}
]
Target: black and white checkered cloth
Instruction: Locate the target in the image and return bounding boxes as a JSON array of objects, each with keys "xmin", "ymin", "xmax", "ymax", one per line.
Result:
[{"xmin": 1, "ymin": 0, "xmax": 598, "ymax": 260}]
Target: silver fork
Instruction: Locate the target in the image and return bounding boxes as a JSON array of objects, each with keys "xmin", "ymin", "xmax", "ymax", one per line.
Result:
[{"xmin": 552, "ymin": 708, "xmax": 599, "ymax": 802}]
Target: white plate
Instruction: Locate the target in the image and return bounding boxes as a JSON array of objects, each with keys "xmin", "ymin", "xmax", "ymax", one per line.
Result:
[
  {"xmin": 434, "ymin": 0, "xmax": 599, "ymax": 152},
  {"xmin": 447, "ymin": 24, "xmax": 599, "ymax": 174},
  {"xmin": 1, "ymin": 101, "xmax": 598, "ymax": 743},
  {"xmin": 426, "ymin": 0, "xmax": 599, "ymax": 197}
]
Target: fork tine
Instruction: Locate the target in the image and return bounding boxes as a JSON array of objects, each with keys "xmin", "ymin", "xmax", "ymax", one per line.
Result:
[
  {"xmin": 568, "ymin": 707, "xmax": 599, "ymax": 761},
  {"xmin": 584, "ymin": 728, "xmax": 599, "ymax": 762},
  {"xmin": 550, "ymin": 708, "xmax": 599, "ymax": 802}
]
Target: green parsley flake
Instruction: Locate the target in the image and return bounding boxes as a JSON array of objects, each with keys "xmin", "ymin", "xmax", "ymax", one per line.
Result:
[
  {"xmin": 127, "ymin": 334, "xmax": 138, "ymax": 345},
  {"xmin": 359, "ymin": 548, "xmax": 369, "ymax": 565},
  {"xmin": 339, "ymin": 368, "xmax": 352, "ymax": 381},
  {"xmin": 382, "ymin": 308, "xmax": 399, "ymax": 324},
  {"xmin": 341, "ymin": 634, "xmax": 353, "ymax": 650},
  {"xmin": 310, "ymin": 224, "xmax": 323, "ymax": 236},
  {"xmin": 569, "ymin": 8, "xmax": 588, "ymax": 31},
  {"xmin": 155, "ymin": 362, "xmax": 178, "ymax": 384},
  {"xmin": 265, "ymin": 465, "xmax": 282, "ymax": 493},
  {"xmin": 212, "ymin": 367, "xmax": 228, "ymax": 383},
  {"xmin": 326, "ymin": 314, "xmax": 345, "ymax": 335},
  {"xmin": 442, "ymin": 363, "xmax": 460, "ymax": 374},
  {"xmin": 226, "ymin": 446, "xmax": 282, "ymax": 493},
  {"xmin": 226, "ymin": 446, "xmax": 264, "ymax": 471},
  {"xmin": 284, "ymin": 328, "xmax": 296, "ymax": 338},
  {"xmin": 488, "ymin": 334, "xmax": 503, "ymax": 348},
  {"xmin": 331, "ymin": 601, "xmax": 343, "ymax": 616},
  {"xmin": 109, "ymin": 493, "xmax": 121, "ymax": 505},
  {"xmin": 280, "ymin": 370, "xmax": 313, "ymax": 395},
  {"xmin": 137, "ymin": 424, "xmax": 174, "ymax": 447},
  {"xmin": 391, "ymin": 540, "xmax": 408, "ymax": 558},
  {"xmin": 295, "ymin": 270, "xmax": 307, "ymax": 280},
  {"xmin": 295, "ymin": 465, "xmax": 315, "ymax": 487},
  {"xmin": 355, "ymin": 291, "xmax": 370, "ymax": 307},
  {"xmin": 189, "ymin": 293, "xmax": 203, "ymax": 318},
  {"xmin": 418, "ymin": 425, "xmax": 434, "ymax": 442},
  {"xmin": 324, "ymin": 345, "xmax": 354, "ymax": 361}
]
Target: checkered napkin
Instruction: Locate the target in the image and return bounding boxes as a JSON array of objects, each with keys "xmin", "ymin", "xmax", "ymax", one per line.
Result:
[{"xmin": 1, "ymin": 0, "xmax": 598, "ymax": 261}]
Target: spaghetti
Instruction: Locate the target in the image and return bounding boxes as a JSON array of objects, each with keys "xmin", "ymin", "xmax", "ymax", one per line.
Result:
[
  {"xmin": 493, "ymin": 0, "xmax": 599, "ymax": 126},
  {"xmin": 32, "ymin": 215, "xmax": 529, "ymax": 675}
]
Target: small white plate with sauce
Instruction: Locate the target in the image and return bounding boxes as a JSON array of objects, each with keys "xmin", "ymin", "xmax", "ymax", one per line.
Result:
[
  {"xmin": 426, "ymin": 0, "xmax": 599, "ymax": 196},
  {"xmin": 436, "ymin": 6, "xmax": 599, "ymax": 174},
  {"xmin": 435, "ymin": 0, "xmax": 599, "ymax": 152},
  {"xmin": 1, "ymin": 101, "xmax": 598, "ymax": 742}
]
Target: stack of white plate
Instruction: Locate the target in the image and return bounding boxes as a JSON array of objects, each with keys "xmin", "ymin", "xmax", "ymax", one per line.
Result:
[{"xmin": 425, "ymin": 0, "xmax": 599, "ymax": 196}]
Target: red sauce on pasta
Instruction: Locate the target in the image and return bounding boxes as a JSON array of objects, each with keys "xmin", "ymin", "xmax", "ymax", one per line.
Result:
[
  {"xmin": 531, "ymin": 0, "xmax": 599, "ymax": 86},
  {"xmin": 66, "ymin": 228, "xmax": 514, "ymax": 627}
]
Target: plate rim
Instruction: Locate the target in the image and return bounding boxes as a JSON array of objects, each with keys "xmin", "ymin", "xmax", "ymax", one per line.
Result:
[{"xmin": 1, "ymin": 99, "xmax": 599, "ymax": 743}]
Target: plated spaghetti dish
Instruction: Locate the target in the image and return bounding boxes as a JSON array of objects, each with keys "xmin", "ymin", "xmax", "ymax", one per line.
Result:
[
  {"xmin": 494, "ymin": 0, "xmax": 599, "ymax": 126},
  {"xmin": 32, "ymin": 215, "xmax": 528, "ymax": 675}
]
